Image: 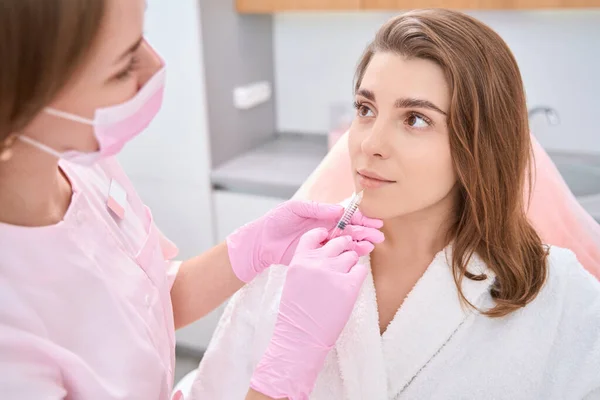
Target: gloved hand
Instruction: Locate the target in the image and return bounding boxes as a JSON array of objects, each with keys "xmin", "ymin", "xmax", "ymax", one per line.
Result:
[
  {"xmin": 227, "ymin": 200, "xmax": 383, "ymax": 282},
  {"xmin": 249, "ymin": 227, "xmax": 383, "ymax": 400}
]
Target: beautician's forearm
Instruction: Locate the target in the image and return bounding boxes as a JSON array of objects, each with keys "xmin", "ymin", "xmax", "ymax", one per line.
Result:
[
  {"xmin": 245, "ymin": 389, "xmax": 286, "ymax": 400},
  {"xmin": 170, "ymin": 241, "xmax": 244, "ymax": 329}
]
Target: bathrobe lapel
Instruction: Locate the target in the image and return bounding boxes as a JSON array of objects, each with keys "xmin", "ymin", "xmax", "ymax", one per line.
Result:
[
  {"xmin": 382, "ymin": 248, "xmax": 496, "ymax": 398},
  {"xmin": 334, "ymin": 256, "xmax": 388, "ymax": 400}
]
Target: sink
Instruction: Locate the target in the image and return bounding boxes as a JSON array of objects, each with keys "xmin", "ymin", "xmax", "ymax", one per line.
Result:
[{"xmin": 547, "ymin": 152, "xmax": 600, "ymax": 199}]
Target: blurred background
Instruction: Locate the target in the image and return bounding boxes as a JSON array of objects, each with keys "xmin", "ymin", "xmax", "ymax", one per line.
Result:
[{"xmin": 119, "ymin": 0, "xmax": 600, "ymax": 381}]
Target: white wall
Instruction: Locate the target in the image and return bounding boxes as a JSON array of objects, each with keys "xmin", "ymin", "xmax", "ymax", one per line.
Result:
[
  {"xmin": 274, "ymin": 10, "xmax": 600, "ymax": 153},
  {"xmin": 118, "ymin": 0, "xmax": 217, "ymax": 349}
]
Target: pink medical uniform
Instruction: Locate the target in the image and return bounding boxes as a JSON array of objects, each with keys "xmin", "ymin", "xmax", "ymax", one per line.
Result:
[{"xmin": 0, "ymin": 157, "xmax": 181, "ymax": 399}]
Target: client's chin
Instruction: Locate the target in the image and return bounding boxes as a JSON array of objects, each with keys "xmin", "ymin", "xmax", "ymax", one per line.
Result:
[{"xmin": 358, "ymin": 198, "xmax": 393, "ymax": 221}]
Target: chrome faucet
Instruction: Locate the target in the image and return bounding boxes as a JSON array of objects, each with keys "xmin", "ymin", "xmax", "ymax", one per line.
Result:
[{"xmin": 528, "ymin": 106, "xmax": 560, "ymax": 126}]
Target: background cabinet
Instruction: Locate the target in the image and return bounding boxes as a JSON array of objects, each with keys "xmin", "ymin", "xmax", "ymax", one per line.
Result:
[
  {"xmin": 366, "ymin": 0, "xmax": 599, "ymax": 8},
  {"xmin": 237, "ymin": 0, "xmax": 600, "ymax": 12},
  {"xmin": 212, "ymin": 190, "xmax": 286, "ymax": 243},
  {"xmin": 237, "ymin": 0, "xmax": 361, "ymax": 13}
]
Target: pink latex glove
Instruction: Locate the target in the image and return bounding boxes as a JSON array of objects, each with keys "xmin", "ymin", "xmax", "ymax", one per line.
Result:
[
  {"xmin": 250, "ymin": 226, "xmax": 384, "ymax": 400},
  {"xmin": 227, "ymin": 200, "xmax": 383, "ymax": 282}
]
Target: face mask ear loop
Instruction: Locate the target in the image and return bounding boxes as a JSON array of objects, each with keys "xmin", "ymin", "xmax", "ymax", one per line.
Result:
[
  {"xmin": 45, "ymin": 108, "xmax": 95, "ymax": 125},
  {"xmin": 18, "ymin": 135, "xmax": 63, "ymax": 159}
]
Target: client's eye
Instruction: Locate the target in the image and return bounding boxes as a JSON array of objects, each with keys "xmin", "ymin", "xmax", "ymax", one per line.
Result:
[
  {"xmin": 354, "ymin": 101, "xmax": 375, "ymax": 118},
  {"xmin": 406, "ymin": 112, "xmax": 432, "ymax": 129}
]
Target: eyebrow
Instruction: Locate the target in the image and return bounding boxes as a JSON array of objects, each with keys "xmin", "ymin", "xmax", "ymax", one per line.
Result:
[
  {"xmin": 115, "ymin": 36, "xmax": 144, "ymax": 63},
  {"xmin": 356, "ymin": 88, "xmax": 447, "ymax": 116}
]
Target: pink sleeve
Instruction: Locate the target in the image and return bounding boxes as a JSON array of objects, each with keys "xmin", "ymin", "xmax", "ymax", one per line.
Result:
[{"xmin": 527, "ymin": 136, "xmax": 600, "ymax": 278}]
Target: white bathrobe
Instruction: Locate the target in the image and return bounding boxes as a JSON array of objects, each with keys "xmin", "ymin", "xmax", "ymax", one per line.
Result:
[{"xmin": 190, "ymin": 246, "xmax": 600, "ymax": 399}]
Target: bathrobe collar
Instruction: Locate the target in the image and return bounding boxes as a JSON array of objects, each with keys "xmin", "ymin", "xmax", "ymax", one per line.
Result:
[{"xmin": 335, "ymin": 246, "xmax": 496, "ymax": 399}]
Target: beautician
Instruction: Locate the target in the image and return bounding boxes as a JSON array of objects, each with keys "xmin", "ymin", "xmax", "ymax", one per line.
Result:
[{"xmin": 0, "ymin": 1, "xmax": 385, "ymax": 399}]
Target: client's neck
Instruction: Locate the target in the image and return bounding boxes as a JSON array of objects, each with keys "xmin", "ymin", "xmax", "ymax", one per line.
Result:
[{"xmin": 374, "ymin": 196, "xmax": 456, "ymax": 272}]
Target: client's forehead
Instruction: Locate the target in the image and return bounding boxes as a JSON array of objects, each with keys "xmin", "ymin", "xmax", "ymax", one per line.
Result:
[{"xmin": 359, "ymin": 52, "xmax": 450, "ymax": 112}]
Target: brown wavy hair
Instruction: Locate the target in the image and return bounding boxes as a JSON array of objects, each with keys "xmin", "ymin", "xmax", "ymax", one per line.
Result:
[
  {"xmin": 0, "ymin": 0, "xmax": 106, "ymax": 142},
  {"xmin": 355, "ymin": 9, "xmax": 548, "ymax": 317}
]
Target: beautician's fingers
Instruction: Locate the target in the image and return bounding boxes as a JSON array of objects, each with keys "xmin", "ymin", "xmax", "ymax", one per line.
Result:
[
  {"xmin": 343, "ymin": 225, "xmax": 385, "ymax": 244},
  {"xmin": 321, "ymin": 235, "xmax": 355, "ymax": 258},
  {"xmin": 353, "ymin": 240, "xmax": 375, "ymax": 257},
  {"xmin": 330, "ymin": 250, "xmax": 360, "ymax": 273},
  {"xmin": 295, "ymin": 228, "xmax": 329, "ymax": 253},
  {"xmin": 287, "ymin": 201, "xmax": 344, "ymax": 221},
  {"xmin": 344, "ymin": 261, "xmax": 369, "ymax": 284},
  {"xmin": 350, "ymin": 209, "xmax": 384, "ymax": 229}
]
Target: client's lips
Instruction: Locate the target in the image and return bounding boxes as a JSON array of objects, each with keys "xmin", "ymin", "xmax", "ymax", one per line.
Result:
[{"xmin": 357, "ymin": 169, "xmax": 396, "ymax": 189}]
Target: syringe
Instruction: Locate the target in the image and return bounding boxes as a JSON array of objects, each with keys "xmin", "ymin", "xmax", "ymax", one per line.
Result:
[{"xmin": 328, "ymin": 191, "xmax": 364, "ymax": 241}]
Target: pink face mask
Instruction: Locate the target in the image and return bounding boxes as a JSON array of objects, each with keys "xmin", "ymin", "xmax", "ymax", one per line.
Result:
[{"xmin": 20, "ymin": 56, "xmax": 166, "ymax": 166}]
